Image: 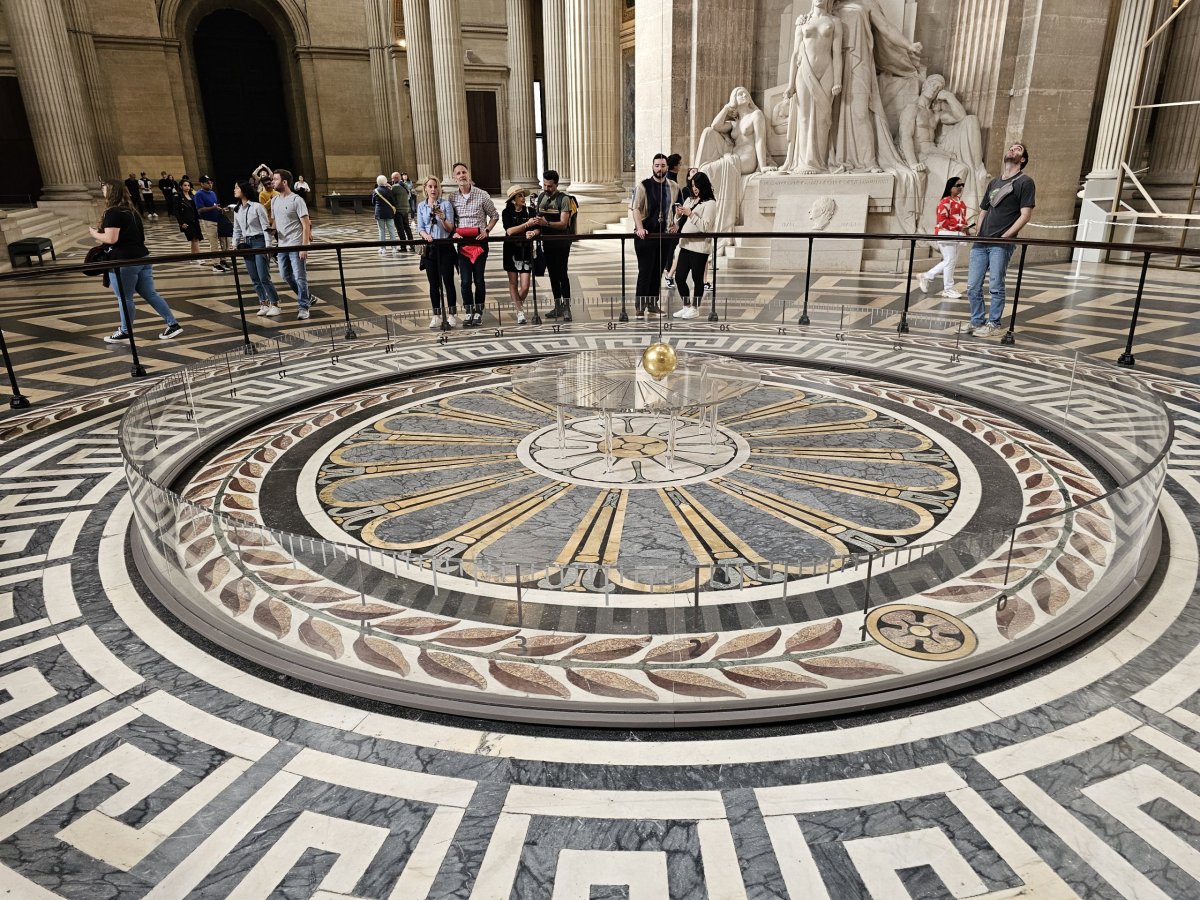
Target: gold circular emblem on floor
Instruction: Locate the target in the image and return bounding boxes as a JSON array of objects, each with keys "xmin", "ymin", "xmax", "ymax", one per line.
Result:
[
  {"xmin": 866, "ymin": 604, "xmax": 978, "ymax": 661},
  {"xmin": 598, "ymin": 434, "xmax": 670, "ymax": 459}
]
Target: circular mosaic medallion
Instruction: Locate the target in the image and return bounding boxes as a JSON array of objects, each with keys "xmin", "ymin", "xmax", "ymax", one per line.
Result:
[
  {"xmin": 515, "ymin": 414, "xmax": 750, "ymax": 488},
  {"xmin": 866, "ymin": 604, "xmax": 979, "ymax": 660}
]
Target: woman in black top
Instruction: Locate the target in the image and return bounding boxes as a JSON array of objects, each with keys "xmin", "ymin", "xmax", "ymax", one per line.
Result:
[
  {"xmin": 501, "ymin": 185, "xmax": 538, "ymax": 324},
  {"xmin": 175, "ymin": 178, "xmax": 202, "ymax": 258},
  {"xmin": 89, "ymin": 178, "xmax": 182, "ymax": 343}
]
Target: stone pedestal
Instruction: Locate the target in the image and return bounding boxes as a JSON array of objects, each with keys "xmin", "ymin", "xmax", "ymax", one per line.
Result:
[{"xmin": 771, "ymin": 193, "xmax": 869, "ymax": 271}]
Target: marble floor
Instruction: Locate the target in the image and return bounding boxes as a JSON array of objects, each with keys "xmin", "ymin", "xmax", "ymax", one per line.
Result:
[{"xmin": 2, "ymin": 216, "xmax": 1200, "ymax": 897}]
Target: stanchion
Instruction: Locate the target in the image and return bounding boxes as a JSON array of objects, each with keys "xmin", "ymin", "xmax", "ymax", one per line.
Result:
[
  {"xmin": 619, "ymin": 237, "xmax": 630, "ymax": 322},
  {"xmin": 115, "ymin": 267, "xmax": 148, "ymax": 378},
  {"xmin": 707, "ymin": 235, "xmax": 719, "ymax": 322},
  {"xmin": 1000, "ymin": 243, "xmax": 1028, "ymax": 346},
  {"xmin": 799, "ymin": 236, "xmax": 813, "ymax": 325},
  {"xmin": 335, "ymin": 247, "xmax": 356, "ymax": 340},
  {"xmin": 898, "ymin": 238, "xmax": 914, "ymax": 334},
  {"xmin": 230, "ymin": 249, "xmax": 253, "ymax": 352},
  {"xmin": 1117, "ymin": 251, "xmax": 1151, "ymax": 366},
  {"xmin": 0, "ymin": 326, "xmax": 31, "ymax": 409},
  {"xmin": 530, "ymin": 254, "xmax": 542, "ymax": 325}
]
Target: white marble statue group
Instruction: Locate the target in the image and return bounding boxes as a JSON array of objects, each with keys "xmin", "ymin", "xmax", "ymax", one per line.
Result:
[{"xmin": 692, "ymin": 0, "xmax": 988, "ymax": 239}]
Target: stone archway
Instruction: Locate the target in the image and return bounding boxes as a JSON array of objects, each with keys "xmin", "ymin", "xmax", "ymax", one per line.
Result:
[{"xmin": 164, "ymin": 0, "xmax": 316, "ymax": 191}]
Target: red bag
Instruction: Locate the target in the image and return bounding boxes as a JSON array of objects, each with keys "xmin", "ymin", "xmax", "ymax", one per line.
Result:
[{"xmin": 457, "ymin": 226, "xmax": 485, "ymax": 263}]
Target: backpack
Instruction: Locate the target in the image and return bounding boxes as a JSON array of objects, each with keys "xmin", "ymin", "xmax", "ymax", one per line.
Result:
[{"xmin": 538, "ymin": 191, "xmax": 578, "ymax": 238}]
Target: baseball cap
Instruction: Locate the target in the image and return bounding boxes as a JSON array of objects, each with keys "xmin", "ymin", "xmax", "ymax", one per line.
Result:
[{"xmin": 199, "ymin": 174, "xmax": 212, "ymax": 182}]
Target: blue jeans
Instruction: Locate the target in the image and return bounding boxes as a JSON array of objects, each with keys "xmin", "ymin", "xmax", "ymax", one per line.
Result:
[
  {"xmin": 110, "ymin": 264, "xmax": 177, "ymax": 333},
  {"xmin": 966, "ymin": 242, "xmax": 1016, "ymax": 327},
  {"xmin": 277, "ymin": 250, "xmax": 310, "ymax": 310},
  {"xmin": 376, "ymin": 217, "xmax": 398, "ymax": 243},
  {"xmin": 242, "ymin": 234, "xmax": 280, "ymax": 306}
]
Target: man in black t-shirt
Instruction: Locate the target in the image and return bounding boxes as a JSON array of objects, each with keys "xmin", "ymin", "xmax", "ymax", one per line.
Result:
[
  {"xmin": 632, "ymin": 153, "xmax": 682, "ymax": 317},
  {"xmin": 965, "ymin": 141, "xmax": 1035, "ymax": 337}
]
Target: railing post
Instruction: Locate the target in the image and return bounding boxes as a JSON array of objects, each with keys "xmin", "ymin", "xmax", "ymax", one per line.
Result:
[
  {"xmin": 115, "ymin": 265, "xmax": 148, "ymax": 378},
  {"xmin": 335, "ymin": 247, "xmax": 356, "ymax": 340},
  {"xmin": 707, "ymin": 235, "xmax": 719, "ymax": 322},
  {"xmin": 799, "ymin": 236, "xmax": 813, "ymax": 325},
  {"xmin": 0, "ymin": 326, "xmax": 31, "ymax": 409},
  {"xmin": 619, "ymin": 236, "xmax": 629, "ymax": 322},
  {"xmin": 1000, "ymin": 243, "xmax": 1028, "ymax": 346},
  {"xmin": 530, "ymin": 252, "xmax": 542, "ymax": 325},
  {"xmin": 1117, "ymin": 250, "xmax": 1151, "ymax": 366},
  {"xmin": 899, "ymin": 238, "xmax": 914, "ymax": 334},
  {"xmin": 230, "ymin": 248, "xmax": 252, "ymax": 352}
]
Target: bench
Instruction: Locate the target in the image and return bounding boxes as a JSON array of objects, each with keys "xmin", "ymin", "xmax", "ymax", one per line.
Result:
[
  {"xmin": 8, "ymin": 237, "xmax": 56, "ymax": 267},
  {"xmin": 324, "ymin": 194, "xmax": 373, "ymax": 215}
]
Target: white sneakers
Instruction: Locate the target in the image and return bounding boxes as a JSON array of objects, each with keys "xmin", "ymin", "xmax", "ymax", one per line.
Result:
[
  {"xmin": 446, "ymin": 314, "xmax": 458, "ymax": 328},
  {"xmin": 429, "ymin": 315, "xmax": 442, "ymax": 329},
  {"xmin": 261, "ymin": 305, "xmax": 280, "ymax": 317},
  {"xmin": 918, "ymin": 275, "xmax": 931, "ymax": 293},
  {"xmin": 516, "ymin": 311, "xmax": 527, "ymax": 325},
  {"xmin": 672, "ymin": 306, "xmax": 699, "ymax": 319},
  {"xmin": 297, "ymin": 308, "xmax": 310, "ymax": 320},
  {"xmin": 941, "ymin": 288, "xmax": 962, "ymax": 299}
]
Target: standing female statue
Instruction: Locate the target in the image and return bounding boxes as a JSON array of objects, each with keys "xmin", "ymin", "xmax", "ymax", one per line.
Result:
[
  {"xmin": 782, "ymin": 0, "xmax": 842, "ymax": 175},
  {"xmin": 833, "ymin": 0, "xmax": 922, "ymax": 173}
]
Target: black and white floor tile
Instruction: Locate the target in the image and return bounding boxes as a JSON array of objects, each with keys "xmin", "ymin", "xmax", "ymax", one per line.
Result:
[{"xmin": 3, "ymin": 216, "xmax": 1200, "ymax": 897}]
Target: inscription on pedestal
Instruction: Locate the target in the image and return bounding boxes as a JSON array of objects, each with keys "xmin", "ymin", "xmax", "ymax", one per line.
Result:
[{"xmin": 757, "ymin": 172, "xmax": 895, "ymax": 214}]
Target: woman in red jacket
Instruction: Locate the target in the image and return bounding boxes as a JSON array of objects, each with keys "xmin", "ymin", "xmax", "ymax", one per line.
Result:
[{"xmin": 919, "ymin": 177, "xmax": 969, "ymax": 299}]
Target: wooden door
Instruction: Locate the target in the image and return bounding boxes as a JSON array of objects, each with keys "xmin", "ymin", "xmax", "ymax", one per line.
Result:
[{"xmin": 466, "ymin": 90, "xmax": 502, "ymax": 194}]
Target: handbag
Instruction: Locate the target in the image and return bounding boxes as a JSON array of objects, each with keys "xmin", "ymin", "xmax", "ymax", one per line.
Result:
[
  {"xmin": 84, "ymin": 244, "xmax": 112, "ymax": 287},
  {"xmin": 418, "ymin": 244, "xmax": 430, "ymax": 271},
  {"xmin": 533, "ymin": 242, "xmax": 547, "ymax": 277}
]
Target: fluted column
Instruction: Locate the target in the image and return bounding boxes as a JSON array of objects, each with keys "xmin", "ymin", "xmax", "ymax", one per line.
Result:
[
  {"xmin": 4, "ymin": 0, "xmax": 94, "ymax": 199},
  {"xmin": 62, "ymin": 0, "xmax": 109, "ymax": 180},
  {"xmin": 542, "ymin": 0, "xmax": 570, "ymax": 176},
  {"xmin": 504, "ymin": 0, "xmax": 537, "ymax": 186},
  {"xmin": 564, "ymin": 0, "xmax": 622, "ymax": 198},
  {"xmin": 402, "ymin": 0, "xmax": 441, "ymax": 181},
  {"xmin": 1087, "ymin": 0, "xmax": 1155, "ymax": 182},
  {"xmin": 1148, "ymin": 0, "xmax": 1200, "ymax": 184},
  {"xmin": 365, "ymin": 0, "xmax": 401, "ymax": 173},
  {"xmin": 427, "ymin": 0, "xmax": 470, "ymax": 182}
]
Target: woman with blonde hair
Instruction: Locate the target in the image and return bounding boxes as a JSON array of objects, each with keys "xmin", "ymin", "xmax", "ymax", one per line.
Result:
[
  {"xmin": 417, "ymin": 175, "xmax": 459, "ymax": 328},
  {"xmin": 90, "ymin": 178, "xmax": 182, "ymax": 343}
]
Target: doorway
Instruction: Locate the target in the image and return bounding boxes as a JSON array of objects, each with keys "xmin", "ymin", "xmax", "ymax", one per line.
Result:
[
  {"xmin": 0, "ymin": 77, "xmax": 42, "ymax": 205},
  {"xmin": 193, "ymin": 9, "xmax": 295, "ymax": 197},
  {"xmin": 466, "ymin": 91, "xmax": 501, "ymax": 193}
]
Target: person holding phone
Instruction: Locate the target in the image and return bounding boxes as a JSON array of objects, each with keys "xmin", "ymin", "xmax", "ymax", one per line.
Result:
[
  {"xmin": 529, "ymin": 169, "xmax": 574, "ymax": 321},
  {"xmin": 418, "ymin": 175, "xmax": 459, "ymax": 329}
]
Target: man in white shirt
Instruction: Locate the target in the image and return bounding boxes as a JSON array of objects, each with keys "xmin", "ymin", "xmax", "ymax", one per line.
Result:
[
  {"xmin": 270, "ymin": 168, "xmax": 314, "ymax": 320},
  {"xmin": 449, "ymin": 162, "xmax": 498, "ymax": 327}
]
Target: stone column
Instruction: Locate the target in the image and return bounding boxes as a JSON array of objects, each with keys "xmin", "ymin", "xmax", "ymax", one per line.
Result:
[
  {"xmin": 365, "ymin": 0, "xmax": 401, "ymax": 172},
  {"xmin": 402, "ymin": 0, "xmax": 442, "ymax": 180},
  {"xmin": 427, "ymin": 0, "xmax": 471, "ymax": 182},
  {"xmin": 1148, "ymin": 0, "xmax": 1200, "ymax": 185},
  {"xmin": 505, "ymin": 0, "xmax": 537, "ymax": 186},
  {"xmin": 542, "ymin": 0, "xmax": 570, "ymax": 175},
  {"xmin": 62, "ymin": 0, "xmax": 111, "ymax": 179},
  {"xmin": 564, "ymin": 0, "xmax": 625, "ymax": 224},
  {"xmin": 1075, "ymin": 0, "xmax": 1155, "ymax": 254},
  {"xmin": 684, "ymin": 0, "xmax": 754, "ymax": 163},
  {"xmin": 3, "ymin": 0, "xmax": 95, "ymax": 202}
]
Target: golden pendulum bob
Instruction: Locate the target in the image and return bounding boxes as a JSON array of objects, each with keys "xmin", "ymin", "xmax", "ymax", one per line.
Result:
[{"xmin": 641, "ymin": 341, "xmax": 678, "ymax": 380}]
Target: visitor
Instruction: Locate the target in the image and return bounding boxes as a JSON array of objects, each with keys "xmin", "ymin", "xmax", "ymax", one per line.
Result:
[
  {"xmin": 666, "ymin": 153, "xmax": 682, "ymax": 183},
  {"xmin": 502, "ymin": 184, "xmax": 538, "ymax": 325},
  {"xmin": 919, "ymin": 177, "xmax": 969, "ymax": 299},
  {"xmin": 270, "ymin": 168, "xmax": 314, "ymax": 320},
  {"xmin": 372, "ymin": 175, "xmax": 400, "ymax": 255},
  {"xmin": 138, "ymin": 172, "xmax": 158, "ymax": 219},
  {"xmin": 89, "ymin": 178, "xmax": 181, "ymax": 343},
  {"xmin": 632, "ymin": 153, "xmax": 682, "ymax": 318},
  {"xmin": 664, "ymin": 167, "xmax": 699, "ymax": 288},
  {"xmin": 293, "ymin": 175, "xmax": 312, "ymax": 204},
  {"xmin": 417, "ymin": 175, "xmax": 459, "ymax": 329},
  {"xmin": 232, "ymin": 180, "xmax": 282, "ymax": 317},
  {"xmin": 449, "ymin": 162, "xmax": 499, "ymax": 328},
  {"xmin": 390, "ymin": 172, "xmax": 414, "ymax": 250},
  {"xmin": 194, "ymin": 175, "xmax": 231, "ymax": 272},
  {"xmin": 400, "ymin": 172, "xmax": 416, "ymax": 220},
  {"xmin": 672, "ymin": 171, "xmax": 717, "ymax": 319},
  {"xmin": 158, "ymin": 171, "xmax": 178, "ymax": 218},
  {"xmin": 175, "ymin": 178, "xmax": 203, "ymax": 260},
  {"xmin": 966, "ymin": 142, "xmax": 1035, "ymax": 337},
  {"xmin": 530, "ymin": 169, "xmax": 574, "ymax": 322},
  {"xmin": 124, "ymin": 173, "xmax": 142, "ymax": 216}
]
